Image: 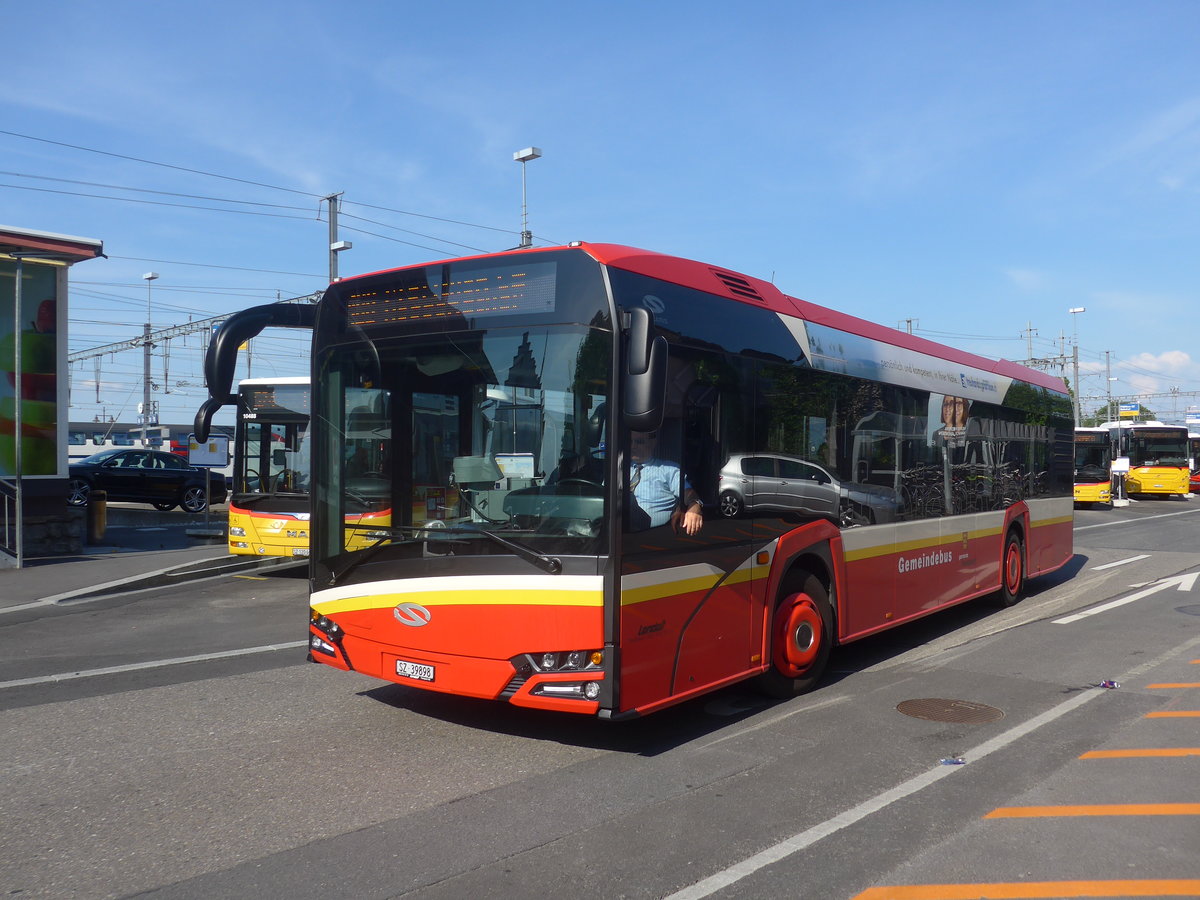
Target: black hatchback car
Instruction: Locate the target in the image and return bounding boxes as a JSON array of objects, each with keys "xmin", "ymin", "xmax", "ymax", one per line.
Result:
[{"xmin": 67, "ymin": 448, "xmax": 228, "ymax": 513}]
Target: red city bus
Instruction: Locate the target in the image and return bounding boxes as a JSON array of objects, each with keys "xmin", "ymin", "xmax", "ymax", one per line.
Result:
[{"xmin": 196, "ymin": 243, "xmax": 1074, "ymax": 719}]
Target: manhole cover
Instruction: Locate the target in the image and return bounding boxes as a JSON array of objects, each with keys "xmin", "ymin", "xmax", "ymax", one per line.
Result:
[{"xmin": 896, "ymin": 698, "xmax": 1005, "ymax": 724}]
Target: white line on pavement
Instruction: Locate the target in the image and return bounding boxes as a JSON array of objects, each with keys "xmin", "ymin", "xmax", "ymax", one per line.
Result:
[
  {"xmin": 0, "ymin": 641, "xmax": 308, "ymax": 690},
  {"xmin": 1075, "ymin": 506, "xmax": 1200, "ymax": 531},
  {"xmin": 663, "ymin": 632, "xmax": 1200, "ymax": 900},
  {"xmin": 1091, "ymin": 555, "xmax": 1150, "ymax": 570}
]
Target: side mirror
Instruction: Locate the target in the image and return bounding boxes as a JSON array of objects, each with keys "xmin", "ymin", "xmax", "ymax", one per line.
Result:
[
  {"xmin": 194, "ymin": 303, "xmax": 316, "ymax": 441},
  {"xmin": 623, "ymin": 307, "xmax": 667, "ymax": 432}
]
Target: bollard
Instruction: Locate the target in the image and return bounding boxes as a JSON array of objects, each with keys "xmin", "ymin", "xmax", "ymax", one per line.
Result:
[{"xmin": 87, "ymin": 489, "xmax": 107, "ymax": 544}]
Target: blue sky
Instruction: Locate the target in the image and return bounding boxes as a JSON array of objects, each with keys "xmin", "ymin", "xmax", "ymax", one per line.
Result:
[{"xmin": 5, "ymin": 0, "xmax": 1200, "ymax": 428}]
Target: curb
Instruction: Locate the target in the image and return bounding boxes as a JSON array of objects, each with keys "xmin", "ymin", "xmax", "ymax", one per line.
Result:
[{"xmin": 45, "ymin": 554, "xmax": 305, "ymax": 605}]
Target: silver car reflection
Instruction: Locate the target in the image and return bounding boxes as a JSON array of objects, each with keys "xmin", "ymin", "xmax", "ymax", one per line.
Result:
[{"xmin": 717, "ymin": 453, "xmax": 897, "ymax": 526}]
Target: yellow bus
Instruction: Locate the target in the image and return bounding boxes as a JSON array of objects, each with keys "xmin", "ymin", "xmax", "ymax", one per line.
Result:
[
  {"xmin": 1106, "ymin": 420, "xmax": 1190, "ymax": 498},
  {"xmin": 228, "ymin": 377, "xmax": 313, "ymax": 557},
  {"xmin": 1073, "ymin": 427, "xmax": 1111, "ymax": 507}
]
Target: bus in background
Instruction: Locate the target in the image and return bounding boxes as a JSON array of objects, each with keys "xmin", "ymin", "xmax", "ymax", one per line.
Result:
[
  {"xmin": 1189, "ymin": 433, "xmax": 1200, "ymax": 493},
  {"xmin": 195, "ymin": 242, "xmax": 1074, "ymax": 719},
  {"xmin": 228, "ymin": 377, "xmax": 313, "ymax": 558},
  {"xmin": 227, "ymin": 377, "xmax": 392, "ymax": 558},
  {"xmin": 1105, "ymin": 420, "xmax": 1191, "ymax": 498},
  {"xmin": 1073, "ymin": 426, "xmax": 1112, "ymax": 507}
]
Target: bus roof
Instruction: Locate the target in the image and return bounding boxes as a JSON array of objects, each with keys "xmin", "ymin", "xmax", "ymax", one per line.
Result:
[{"xmin": 342, "ymin": 242, "xmax": 1069, "ymax": 396}]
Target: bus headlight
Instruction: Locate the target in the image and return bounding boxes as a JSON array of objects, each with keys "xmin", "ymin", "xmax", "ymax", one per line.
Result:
[
  {"xmin": 517, "ymin": 649, "xmax": 604, "ymax": 673},
  {"xmin": 309, "ymin": 635, "xmax": 337, "ymax": 657},
  {"xmin": 530, "ymin": 680, "xmax": 603, "ymax": 701},
  {"xmin": 229, "ymin": 526, "xmax": 246, "ymax": 537}
]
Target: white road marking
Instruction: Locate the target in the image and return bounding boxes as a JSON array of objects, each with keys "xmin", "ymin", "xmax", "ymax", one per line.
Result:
[
  {"xmin": 1075, "ymin": 507, "xmax": 1200, "ymax": 530},
  {"xmin": 665, "ymin": 632, "xmax": 1200, "ymax": 900},
  {"xmin": 1091, "ymin": 555, "xmax": 1149, "ymax": 570},
  {"xmin": 0, "ymin": 641, "xmax": 308, "ymax": 690},
  {"xmin": 1053, "ymin": 573, "xmax": 1199, "ymax": 624}
]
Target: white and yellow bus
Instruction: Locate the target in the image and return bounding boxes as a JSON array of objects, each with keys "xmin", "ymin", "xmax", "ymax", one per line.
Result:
[
  {"xmin": 1105, "ymin": 420, "xmax": 1190, "ymax": 498},
  {"xmin": 1073, "ymin": 427, "xmax": 1112, "ymax": 507}
]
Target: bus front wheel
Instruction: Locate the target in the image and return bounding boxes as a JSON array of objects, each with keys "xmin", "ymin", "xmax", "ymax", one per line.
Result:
[{"xmin": 758, "ymin": 572, "xmax": 833, "ymax": 698}]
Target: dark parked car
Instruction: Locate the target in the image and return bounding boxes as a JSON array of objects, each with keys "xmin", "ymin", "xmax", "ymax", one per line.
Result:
[{"xmin": 67, "ymin": 448, "xmax": 227, "ymax": 512}]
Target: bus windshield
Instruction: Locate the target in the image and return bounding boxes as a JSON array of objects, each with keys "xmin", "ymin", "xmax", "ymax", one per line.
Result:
[
  {"xmin": 313, "ymin": 323, "xmax": 612, "ymax": 577},
  {"xmin": 234, "ymin": 381, "xmax": 312, "ymax": 504},
  {"xmin": 1073, "ymin": 442, "xmax": 1110, "ymax": 483},
  {"xmin": 1128, "ymin": 430, "xmax": 1188, "ymax": 467}
]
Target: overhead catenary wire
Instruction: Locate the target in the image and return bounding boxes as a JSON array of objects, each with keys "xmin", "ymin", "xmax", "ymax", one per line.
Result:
[
  {"xmin": 0, "ymin": 128, "xmax": 324, "ymax": 197},
  {"xmin": 0, "ymin": 130, "xmax": 519, "ymax": 236}
]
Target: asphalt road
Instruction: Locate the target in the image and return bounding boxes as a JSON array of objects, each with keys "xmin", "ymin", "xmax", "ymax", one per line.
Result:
[{"xmin": 2, "ymin": 499, "xmax": 1198, "ymax": 899}]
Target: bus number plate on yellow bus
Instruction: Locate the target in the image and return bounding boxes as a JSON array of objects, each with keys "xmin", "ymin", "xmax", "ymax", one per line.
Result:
[{"xmin": 395, "ymin": 659, "xmax": 435, "ymax": 682}]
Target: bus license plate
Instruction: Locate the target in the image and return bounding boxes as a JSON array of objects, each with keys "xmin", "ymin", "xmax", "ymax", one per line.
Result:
[{"xmin": 395, "ymin": 659, "xmax": 435, "ymax": 682}]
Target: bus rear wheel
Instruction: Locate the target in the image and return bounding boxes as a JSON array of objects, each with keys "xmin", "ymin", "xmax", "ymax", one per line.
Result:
[
  {"xmin": 995, "ymin": 530, "xmax": 1026, "ymax": 608},
  {"xmin": 758, "ymin": 572, "xmax": 833, "ymax": 698}
]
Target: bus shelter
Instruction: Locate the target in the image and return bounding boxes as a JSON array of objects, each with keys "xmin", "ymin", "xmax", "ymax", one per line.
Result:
[{"xmin": 1, "ymin": 225, "xmax": 105, "ymax": 567}]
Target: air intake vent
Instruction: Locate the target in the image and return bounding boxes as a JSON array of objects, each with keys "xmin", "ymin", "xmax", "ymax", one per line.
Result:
[{"xmin": 710, "ymin": 268, "xmax": 764, "ymax": 302}]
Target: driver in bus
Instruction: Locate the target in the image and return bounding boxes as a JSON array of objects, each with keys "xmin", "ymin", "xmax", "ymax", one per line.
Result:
[{"xmin": 629, "ymin": 430, "xmax": 704, "ymax": 535}]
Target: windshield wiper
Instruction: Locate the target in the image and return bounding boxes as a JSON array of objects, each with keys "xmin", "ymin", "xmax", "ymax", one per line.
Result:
[
  {"xmin": 332, "ymin": 522, "xmax": 562, "ymax": 584},
  {"xmin": 331, "ymin": 524, "xmax": 423, "ymax": 584},
  {"xmin": 441, "ymin": 524, "xmax": 563, "ymax": 575}
]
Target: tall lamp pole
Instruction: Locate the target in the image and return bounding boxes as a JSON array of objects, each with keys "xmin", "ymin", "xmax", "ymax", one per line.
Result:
[
  {"xmin": 513, "ymin": 147, "xmax": 542, "ymax": 248},
  {"xmin": 1106, "ymin": 352, "xmax": 1115, "ymax": 424},
  {"xmin": 1068, "ymin": 306, "xmax": 1086, "ymax": 423},
  {"xmin": 142, "ymin": 272, "xmax": 159, "ymax": 440}
]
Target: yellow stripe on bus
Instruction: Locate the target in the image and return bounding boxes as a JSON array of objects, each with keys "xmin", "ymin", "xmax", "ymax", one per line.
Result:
[
  {"xmin": 1031, "ymin": 514, "xmax": 1073, "ymax": 528},
  {"xmin": 853, "ymin": 880, "xmax": 1200, "ymax": 899},
  {"xmin": 620, "ymin": 565, "xmax": 760, "ymax": 606},
  {"xmin": 844, "ymin": 529, "xmax": 997, "ymax": 564},
  {"xmin": 313, "ymin": 589, "xmax": 603, "ymax": 616}
]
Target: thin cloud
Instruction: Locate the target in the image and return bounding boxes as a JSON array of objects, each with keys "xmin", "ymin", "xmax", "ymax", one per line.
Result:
[
  {"xmin": 1089, "ymin": 96, "xmax": 1200, "ymax": 188},
  {"xmin": 1005, "ymin": 268, "xmax": 1045, "ymax": 291},
  {"xmin": 1125, "ymin": 350, "xmax": 1193, "ymax": 374}
]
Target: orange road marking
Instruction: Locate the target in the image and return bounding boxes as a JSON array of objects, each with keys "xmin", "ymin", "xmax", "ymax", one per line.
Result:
[
  {"xmin": 1147, "ymin": 682, "xmax": 1200, "ymax": 689},
  {"xmin": 1146, "ymin": 710, "xmax": 1200, "ymax": 717},
  {"xmin": 986, "ymin": 803, "xmax": 1200, "ymax": 818},
  {"xmin": 853, "ymin": 880, "xmax": 1200, "ymax": 899},
  {"xmin": 1080, "ymin": 748, "xmax": 1200, "ymax": 758}
]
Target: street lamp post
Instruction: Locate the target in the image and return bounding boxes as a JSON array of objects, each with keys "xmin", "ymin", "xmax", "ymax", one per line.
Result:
[
  {"xmin": 1106, "ymin": 351, "xmax": 1116, "ymax": 425},
  {"xmin": 1069, "ymin": 306, "xmax": 1086, "ymax": 423},
  {"xmin": 513, "ymin": 147, "xmax": 542, "ymax": 248},
  {"xmin": 142, "ymin": 273, "xmax": 159, "ymax": 439}
]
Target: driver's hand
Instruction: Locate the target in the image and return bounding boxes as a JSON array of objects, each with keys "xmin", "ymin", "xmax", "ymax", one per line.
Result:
[{"xmin": 673, "ymin": 505, "xmax": 704, "ymax": 536}]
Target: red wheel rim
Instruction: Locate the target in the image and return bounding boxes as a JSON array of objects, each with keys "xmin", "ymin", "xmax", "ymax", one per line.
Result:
[
  {"xmin": 773, "ymin": 592, "xmax": 824, "ymax": 677},
  {"xmin": 1004, "ymin": 542, "xmax": 1022, "ymax": 593}
]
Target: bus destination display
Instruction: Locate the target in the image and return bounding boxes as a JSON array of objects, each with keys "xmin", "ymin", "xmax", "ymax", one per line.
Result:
[
  {"xmin": 346, "ymin": 262, "xmax": 556, "ymax": 327},
  {"xmin": 244, "ymin": 385, "xmax": 311, "ymax": 416}
]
